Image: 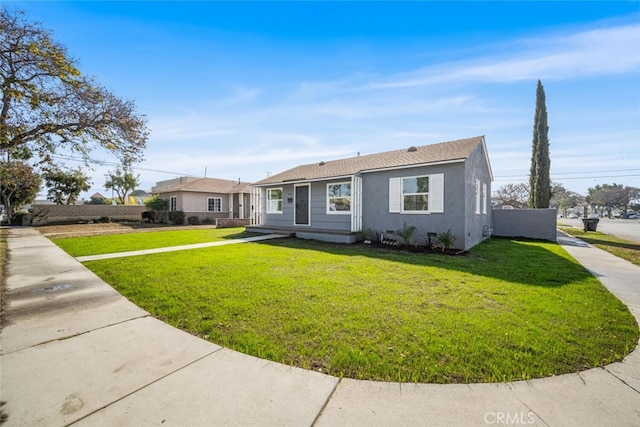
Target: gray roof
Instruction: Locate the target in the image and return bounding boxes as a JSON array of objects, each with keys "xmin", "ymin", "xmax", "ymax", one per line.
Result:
[
  {"xmin": 156, "ymin": 178, "xmax": 251, "ymax": 194},
  {"xmin": 255, "ymin": 136, "xmax": 485, "ymax": 186}
]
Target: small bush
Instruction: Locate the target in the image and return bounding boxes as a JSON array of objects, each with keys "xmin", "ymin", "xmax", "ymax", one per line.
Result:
[
  {"xmin": 95, "ymin": 216, "xmax": 111, "ymax": 223},
  {"xmin": 201, "ymin": 217, "xmax": 216, "ymax": 225},
  {"xmin": 436, "ymin": 229, "xmax": 456, "ymax": 252},
  {"xmin": 141, "ymin": 211, "xmax": 155, "ymax": 222},
  {"xmin": 145, "ymin": 195, "xmax": 169, "ymax": 211},
  {"xmin": 11, "ymin": 210, "xmax": 29, "ymax": 226},
  {"xmin": 395, "ymin": 222, "xmax": 417, "ymax": 247},
  {"xmin": 187, "ymin": 216, "xmax": 201, "ymax": 225},
  {"xmin": 356, "ymin": 228, "xmax": 375, "ymax": 242},
  {"xmin": 168, "ymin": 211, "xmax": 185, "ymax": 225}
]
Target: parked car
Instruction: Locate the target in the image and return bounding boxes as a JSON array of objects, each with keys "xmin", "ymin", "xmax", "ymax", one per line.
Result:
[
  {"xmin": 568, "ymin": 213, "xmax": 579, "ymax": 219},
  {"xmin": 627, "ymin": 213, "xmax": 640, "ymax": 219}
]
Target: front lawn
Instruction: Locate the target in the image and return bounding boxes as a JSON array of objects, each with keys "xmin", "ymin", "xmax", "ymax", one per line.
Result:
[
  {"xmin": 74, "ymin": 236, "xmax": 639, "ymax": 384},
  {"xmin": 51, "ymin": 227, "xmax": 257, "ymax": 257}
]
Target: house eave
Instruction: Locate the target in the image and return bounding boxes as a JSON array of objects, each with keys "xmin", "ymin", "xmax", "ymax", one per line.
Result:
[
  {"xmin": 359, "ymin": 158, "xmax": 466, "ymax": 175},
  {"xmin": 252, "ymin": 174, "xmax": 355, "ymax": 187},
  {"xmin": 252, "ymin": 159, "xmax": 466, "ymax": 187}
]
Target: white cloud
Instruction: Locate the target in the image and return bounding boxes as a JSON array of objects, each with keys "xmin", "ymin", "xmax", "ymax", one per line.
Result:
[{"xmin": 367, "ymin": 24, "xmax": 640, "ymax": 89}]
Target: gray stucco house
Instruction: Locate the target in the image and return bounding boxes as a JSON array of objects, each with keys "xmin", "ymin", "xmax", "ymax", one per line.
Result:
[{"xmin": 247, "ymin": 136, "xmax": 493, "ymax": 250}]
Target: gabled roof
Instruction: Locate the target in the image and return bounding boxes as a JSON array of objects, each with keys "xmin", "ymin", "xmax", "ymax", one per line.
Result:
[
  {"xmin": 255, "ymin": 136, "xmax": 486, "ymax": 186},
  {"xmin": 156, "ymin": 178, "xmax": 251, "ymax": 194}
]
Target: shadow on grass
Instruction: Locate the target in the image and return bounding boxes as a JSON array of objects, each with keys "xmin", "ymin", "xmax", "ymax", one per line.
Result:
[
  {"xmin": 255, "ymin": 236, "xmax": 594, "ymax": 288},
  {"xmin": 219, "ymin": 231, "xmax": 264, "ymax": 240},
  {"xmin": 578, "ymin": 236, "xmax": 640, "ymax": 251}
]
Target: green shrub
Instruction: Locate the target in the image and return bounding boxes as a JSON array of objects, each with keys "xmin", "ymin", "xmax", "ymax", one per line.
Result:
[
  {"xmin": 356, "ymin": 228, "xmax": 375, "ymax": 242},
  {"xmin": 168, "ymin": 211, "xmax": 185, "ymax": 225},
  {"xmin": 395, "ymin": 222, "xmax": 417, "ymax": 247},
  {"xmin": 187, "ymin": 216, "xmax": 200, "ymax": 225},
  {"xmin": 436, "ymin": 229, "xmax": 457, "ymax": 252},
  {"xmin": 145, "ymin": 195, "xmax": 169, "ymax": 211},
  {"xmin": 201, "ymin": 217, "xmax": 216, "ymax": 225}
]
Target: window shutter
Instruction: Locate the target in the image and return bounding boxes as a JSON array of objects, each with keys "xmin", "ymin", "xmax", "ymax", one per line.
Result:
[
  {"xmin": 430, "ymin": 173, "xmax": 444, "ymax": 213},
  {"xmin": 389, "ymin": 177, "xmax": 401, "ymax": 213}
]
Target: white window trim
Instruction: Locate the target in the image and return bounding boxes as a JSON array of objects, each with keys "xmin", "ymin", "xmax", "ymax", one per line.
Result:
[
  {"xmin": 389, "ymin": 173, "xmax": 444, "ymax": 214},
  {"xmin": 401, "ymin": 174, "xmax": 430, "ymax": 215},
  {"xmin": 482, "ymin": 183, "xmax": 487, "ymax": 214},
  {"xmin": 207, "ymin": 197, "xmax": 222, "ymax": 212},
  {"xmin": 326, "ymin": 181, "xmax": 352, "ymax": 215},
  {"xmin": 266, "ymin": 187, "xmax": 283, "ymax": 214},
  {"xmin": 475, "ymin": 179, "xmax": 481, "ymax": 215},
  {"xmin": 169, "ymin": 196, "xmax": 177, "ymax": 212}
]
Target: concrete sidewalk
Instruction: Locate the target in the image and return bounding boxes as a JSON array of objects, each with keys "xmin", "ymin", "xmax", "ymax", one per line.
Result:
[{"xmin": 1, "ymin": 228, "xmax": 639, "ymax": 426}]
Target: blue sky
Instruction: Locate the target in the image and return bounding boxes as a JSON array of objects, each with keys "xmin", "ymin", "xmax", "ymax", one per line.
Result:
[{"xmin": 8, "ymin": 1, "xmax": 640, "ymax": 198}]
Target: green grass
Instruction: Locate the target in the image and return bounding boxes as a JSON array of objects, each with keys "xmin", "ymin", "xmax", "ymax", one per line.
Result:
[
  {"xmin": 558, "ymin": 226, "xmax": 640, "ymax": 266},
  {"xmin": 73, "ymin": 236, "xmax": 639, "ymax": 384},
  {"xmin": 51, "ymin": 227, "xmax": 258, "ymax": 257}
]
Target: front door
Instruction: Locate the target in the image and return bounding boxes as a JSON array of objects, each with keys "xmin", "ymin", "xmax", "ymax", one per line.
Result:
[{"xmin": 295, "ymin": 185, "xmax": 310, "ymax": 225}]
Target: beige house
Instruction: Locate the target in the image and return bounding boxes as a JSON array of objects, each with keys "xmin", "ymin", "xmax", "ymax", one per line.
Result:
[{"xmin": 154, "ymin": 177, "xmax": 251, "ymax": 222}]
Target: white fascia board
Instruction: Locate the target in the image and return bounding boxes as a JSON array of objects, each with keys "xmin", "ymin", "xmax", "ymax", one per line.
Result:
[{"xmin": 252, "ymin": 174, "xmax": 355, "ymax": 187}]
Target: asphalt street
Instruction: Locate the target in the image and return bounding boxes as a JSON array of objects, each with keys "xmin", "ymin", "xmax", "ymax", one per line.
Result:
[{"xmin": 560, "ymin": 217, "xmax": 640, "ymax": 243}]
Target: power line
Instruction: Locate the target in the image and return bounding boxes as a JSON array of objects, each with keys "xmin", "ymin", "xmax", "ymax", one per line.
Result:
[
  {"xmin": 50, "ymin": 154, "xmax": 196, "ymax": 177},
  {"xmin": 495, "ymin": 174, "xmax": 640, "ymax": 182},
  {"xmin": 495, "ymin": 168, "xmax": 640, "ymax": 179}
]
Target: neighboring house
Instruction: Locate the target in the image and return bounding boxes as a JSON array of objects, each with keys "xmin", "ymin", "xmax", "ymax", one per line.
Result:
[
  {"xmin": 128, "ymin": 189, "xmax": 152, "ymax": 206},
  {"xmin": 248, "ymin": 136, "xmax": 493, "ymax": 250},
  {"xmin": 155, "ymin": 177, "xmax": 252, "ymax": 221}
]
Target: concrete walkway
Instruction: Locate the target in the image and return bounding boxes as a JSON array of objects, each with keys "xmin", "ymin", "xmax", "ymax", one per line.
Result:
[
  {"xmin": 1, "ymin": 227, "xmax": 639, "ymax": 426},
  {"xmin": 75, "ymin": 234, "xmax": 286, "ymax": 262}
]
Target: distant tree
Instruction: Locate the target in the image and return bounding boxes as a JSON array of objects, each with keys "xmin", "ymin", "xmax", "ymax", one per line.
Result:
[
  {"xmin": 629, "ymin": 187, "xmax": 640, "ymax": 213},
  {"xmin": 550, "ymin": 182, "xmax": 584, "ymax": 217},
  {"xmin": 529, "ymin": 80, "xmax": 551, "ymax": 208},
  {"xmin": 586, "ymin": 184, "xmax": 627, "ymax": 217},
  {"xmin": 42, "ymin": 167, "xmax": 91, "ymax": 205},
  {"xmin": 493, "ymin": 183, "xmax": 529, "ymax": 209},
  {"xmin": 0, "ymin": 161, "xmax": 41, "ymax": 223},
  {"xmin": 104, "ymin": 165, "xmax": 139, "ymax": 204},
  {"xmin": 0, "ymin": 9, "xmax": 148, "ymax": 168}
]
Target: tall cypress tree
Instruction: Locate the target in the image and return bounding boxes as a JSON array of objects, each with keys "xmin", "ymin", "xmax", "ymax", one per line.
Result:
[{"xmin": 529, "ymin": 79, "xmax": 551, "ymax": 208}]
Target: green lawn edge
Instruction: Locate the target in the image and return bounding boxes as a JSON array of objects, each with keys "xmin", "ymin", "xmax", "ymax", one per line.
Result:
[{"xmin": 68, "ymin": 235, "xmax": 639, "ymax": 384}]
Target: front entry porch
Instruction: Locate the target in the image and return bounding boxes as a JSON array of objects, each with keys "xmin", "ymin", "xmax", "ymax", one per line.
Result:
[{"xmin": 245, "ymin": 225, "xmax": 359, "ymax": 244}]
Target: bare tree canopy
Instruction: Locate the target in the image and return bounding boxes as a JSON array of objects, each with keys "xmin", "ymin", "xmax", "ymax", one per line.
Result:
[
  {"xmin": 493, "ymin": 183, "xmax": 530, "ymax": 209},
  {"xmin": 0, "ymin": 8, "xmax": 148, "ymax": 165}
]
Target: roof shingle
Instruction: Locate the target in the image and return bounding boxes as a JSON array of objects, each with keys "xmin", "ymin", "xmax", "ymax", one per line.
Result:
[
  {"xmin": 255, "ymin": 136, "xmax": 485, "ymax": 185},
  {"xmin": 156, "ymin": 178, "xmax": 251, "ymax": 194}
]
